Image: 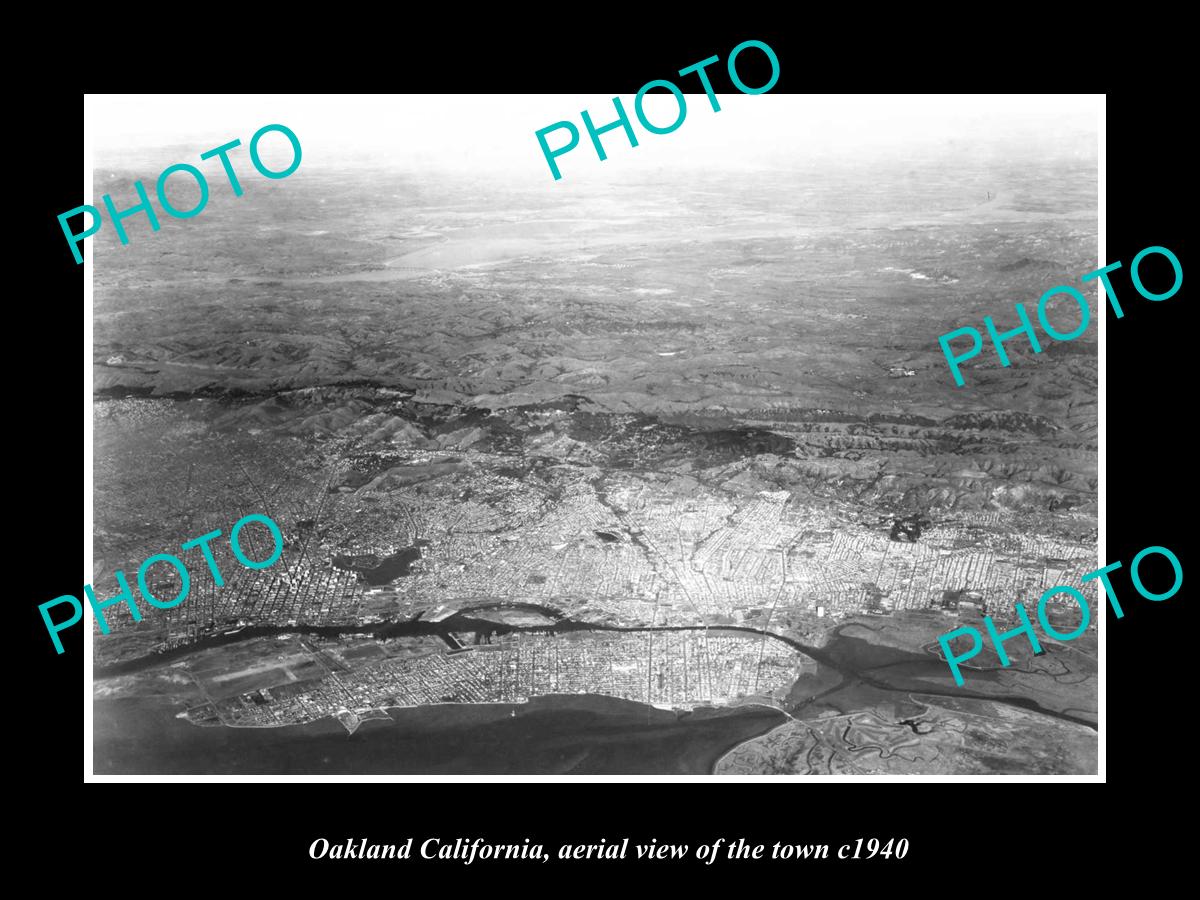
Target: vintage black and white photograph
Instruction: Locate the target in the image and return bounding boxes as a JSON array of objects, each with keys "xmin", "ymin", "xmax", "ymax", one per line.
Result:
[{"xmin": 85, "ymin": 92, "xmax": 1100, "ymax": 776}]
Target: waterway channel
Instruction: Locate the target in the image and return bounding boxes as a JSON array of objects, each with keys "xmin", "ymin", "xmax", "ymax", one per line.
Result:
[{"xmin": 95, "ymin": 602, "xmax": 1095, "ymax": 731}]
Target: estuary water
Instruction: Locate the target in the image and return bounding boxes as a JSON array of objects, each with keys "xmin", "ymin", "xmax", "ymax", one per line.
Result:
[
  {"xmin": 92, "ymin": 606, "xmax": 1093, "ymax": 774},
  {"xmin": 93, "ymin": 694, "xmax": 786, "ymax": 775}
]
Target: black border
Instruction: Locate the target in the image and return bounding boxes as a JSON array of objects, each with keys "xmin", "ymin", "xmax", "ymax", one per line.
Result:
[{"xmin": 19, "ymin": 20, "xmax": 1191, "ymax": 884}]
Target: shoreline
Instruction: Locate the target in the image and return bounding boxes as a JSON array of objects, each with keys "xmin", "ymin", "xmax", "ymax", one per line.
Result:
[{"xmin": 94, "ymin": 693, "xmax": 787, "ymax": 776}]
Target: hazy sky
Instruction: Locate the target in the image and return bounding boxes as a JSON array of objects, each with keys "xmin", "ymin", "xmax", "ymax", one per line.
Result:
[{"xmin": 87, "ymin": 94, "xmax": 1101, "ymax": 182}]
